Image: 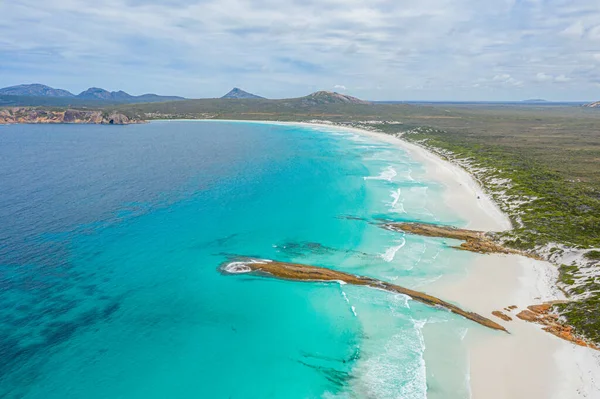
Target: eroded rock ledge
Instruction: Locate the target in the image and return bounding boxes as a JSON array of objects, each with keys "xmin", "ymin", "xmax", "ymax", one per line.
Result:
[
  {"xmin": 221, "ymin": 258, "xmax": 508, "ymax": 332},
  {"xmin": 0, "ymin": 108, "xmax": 143, "ymax": 125},
  {"xmin": 383, "ymin": 222, "xmax": 539, "ymax": 258},
  {"xmin": 517, "ymin": 304, "xmax": 599, "ymax": 350}
]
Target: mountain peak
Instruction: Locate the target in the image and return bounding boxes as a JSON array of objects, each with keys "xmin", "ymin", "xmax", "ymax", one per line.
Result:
[
  {"xmin": 0, "ymin": 84, "xmax": 74, "ymax": 97},
  {"xmin": 222, "ymin": 88, "xmax": 264, "ymax": 99},
  {"xmin": 77, "ymin": 87, "xmax": 134, "ymax": 100},
  {"xmin": 303, "ymin": 91, "xmax": 369, "ymax": 105}
]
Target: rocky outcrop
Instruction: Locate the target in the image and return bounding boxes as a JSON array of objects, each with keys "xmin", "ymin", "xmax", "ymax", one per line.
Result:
[
  {"xmin": 492, "ymin": 310, "xmax": 513, "ymax": 321},
  {"xmin": 383, "ymin": 222, "xmax": 540, "ymax": 258},
  {"xmin": 383, "ymin": 222, "xmax": 600, "ymax": 348},
  {"xmin": 221, "ymin": 258, "xmax": 508, "ymax": 332},
  {"xmin": 516, "ymin": 304, "xmax": 598, "ymax": 350},
  {"xmin": 0, "ymin": 107, "xmax": 142, "ymax": 125}
]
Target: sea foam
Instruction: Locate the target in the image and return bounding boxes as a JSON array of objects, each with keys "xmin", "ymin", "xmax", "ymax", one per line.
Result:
[
  {"xmin": 364, "ymin": 166, "xmax": 397, "ymax": 182},
  {"xmin": 355, "ymin": 317, "xmax": 428, "ymax": 399},
  {"xmin": 380, "ymin": 237, "xmax": 406, "ymax": 262},
  {"xmin": 389, "ymin": 188, "xmax": 407, "ymax": 214},
  {"xmin": 222, "ymin": 259, "xmax": 270, "ymax": 274}
]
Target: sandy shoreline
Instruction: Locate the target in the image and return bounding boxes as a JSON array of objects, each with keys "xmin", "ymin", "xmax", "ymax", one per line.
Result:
[
  {"xmin": 160, "ymin": 119, "xmax": 600, "ymax": 397},
  {"xmin": 315, "ymin": 122, "xmax": 600, "ymax": 398}
]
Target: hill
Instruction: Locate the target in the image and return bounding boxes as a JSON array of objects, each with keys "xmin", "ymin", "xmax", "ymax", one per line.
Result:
[
  {"xmin": 0, "ymin": 84, "xmax": 185, "ymax": 106},
  {"xmin": 114, "ymin": 90, "xmax": 387, "ymax": 122},
  {"xmin": 222, "ymin": 88, "xmax": 264, "ymax": 99},
  {"xmin": 297, "ymin": 91, "xmax": 370, "ymax": 105},
  {"xmin": 77, "ymin": 87, "xmax": 132, "ymax": 101},
  {"xmin": 0, "ymin": 84, "xmax": 74, "ymax": 97},
  {"xmin": 76, "ymin": 87, "xmax": 184, "ymax": 103},
  {"xmin": 584, "ymin": 101, "xmax": 600, "ymax": 108}
]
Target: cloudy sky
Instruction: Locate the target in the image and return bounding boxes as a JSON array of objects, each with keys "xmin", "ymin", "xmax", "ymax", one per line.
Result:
[{"xmin": 1, "ymin": 0, "xmax": 599, "ymax": 101}]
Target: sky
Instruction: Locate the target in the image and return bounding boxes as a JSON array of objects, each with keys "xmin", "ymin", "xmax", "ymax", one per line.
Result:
[{"xmin": 1, "ymin": 0, "xmax": 599, "ymax": 101}]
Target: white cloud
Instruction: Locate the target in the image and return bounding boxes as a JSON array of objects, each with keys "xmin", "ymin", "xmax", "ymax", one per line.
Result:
[
  {"xmin": 588, "ymin": 25, "xmax": 600, "ymax": 41},
  {"xmin": 492, "ymin": 74, "xmax": 523, "ymax": 87},
  {"xmin": 536, "ymin": 73, "xmax": 553, "ymax": 82},
  {"xmin": 334, "ymin": 85, "xmax": 347, "ymax": 91},
  {"xmin": 554, "ymin": 74, "xmax": 571, "ymax": 83},
  {"xmin": 560, "ymin": 21, "xmax": 585, "ymax": 38},
  {"xmin": 0, "ymin": 0, "xmax": 599, "ymax": 100},
  {"xmin": 536, "ymin": 72, "xmax": 572, "ymax": 84}
]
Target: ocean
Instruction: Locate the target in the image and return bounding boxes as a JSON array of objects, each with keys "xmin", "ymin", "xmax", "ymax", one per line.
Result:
[{"xmin": 0, "ymin": 121, "xmax": 482, "ymax": 398}]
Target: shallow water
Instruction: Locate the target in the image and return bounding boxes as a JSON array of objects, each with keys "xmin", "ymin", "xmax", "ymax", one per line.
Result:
[{"xmin": 0, "ymin": 121, "xmax": 481, "ymax": 398}]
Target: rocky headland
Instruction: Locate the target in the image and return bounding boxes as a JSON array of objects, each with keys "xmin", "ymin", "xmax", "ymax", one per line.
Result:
[
  {"xmin": 0, "ymin": 107, "xmax": 142, "ymax": 125},
  {"xmin": 221, "ymin": 258, "xmax": 508, "ymax": 332}
]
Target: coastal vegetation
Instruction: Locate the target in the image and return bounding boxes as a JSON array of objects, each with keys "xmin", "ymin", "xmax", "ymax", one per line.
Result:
[{"xmin": 365, "ymin": 108, "xmax": 600, "ymax": 346}]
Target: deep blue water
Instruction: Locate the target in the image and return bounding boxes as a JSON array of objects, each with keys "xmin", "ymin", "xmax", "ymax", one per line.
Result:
[{"xmin": 0, "ymin": 121, "xmax": 477, "ymax": 398}]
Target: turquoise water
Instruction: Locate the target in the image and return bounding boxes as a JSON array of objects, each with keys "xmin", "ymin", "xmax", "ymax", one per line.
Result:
[{"xmin": 0, "ymin": 121, "xmax": 479, "ymax": 398}]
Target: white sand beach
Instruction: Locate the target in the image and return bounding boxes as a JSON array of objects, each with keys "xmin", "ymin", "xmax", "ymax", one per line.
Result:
[
  {"xmin": 300, "ymin": 122, "xmax": 600, "ymax": 399},
  {"xmin": 182, "ymin": 119, "xmax": 600, "ymax": 397}
]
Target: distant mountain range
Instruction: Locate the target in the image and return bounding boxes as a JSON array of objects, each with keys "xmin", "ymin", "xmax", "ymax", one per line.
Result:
[
  {"xmin": 112, "ymin": 90, "xmax": 374, "ymax": 121},
  {"xmin": 0, "ymin": 84, "xmax": 372, "ymax": 111},
  {"xmin": 0, "ymin": 84, "xmax": 74, "ymax": 98},
  {"xmin": 221, "ymin": 88, "xmax": 264, "ymax": 99},
  {"xmin": 0, "ymin": 84, "xmax": 185, "ymax": 104}
]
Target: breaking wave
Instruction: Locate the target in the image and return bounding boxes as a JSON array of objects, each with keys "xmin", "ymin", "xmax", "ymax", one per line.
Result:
[
  {"xmin": 380, "ymin": 238, "xmax": 406, "ymax": 262},
  {"xmin": 364, "ymin": 166, "xmax": 397, "ymax": 182}
]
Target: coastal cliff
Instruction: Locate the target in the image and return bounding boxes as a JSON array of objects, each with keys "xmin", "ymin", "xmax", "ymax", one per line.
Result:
[{"xmin": 0, "ymin": 108, "xmax": 143, "ymax": 125}]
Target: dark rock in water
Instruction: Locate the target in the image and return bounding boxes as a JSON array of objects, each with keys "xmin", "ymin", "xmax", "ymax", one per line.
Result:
[
  {"xmin": 221, "ymin": 87, "xmax": 265, "ymax": 99},
  {"xmin": 105, "ymin": 112, "xmax": 131, "ymax": 125}
]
